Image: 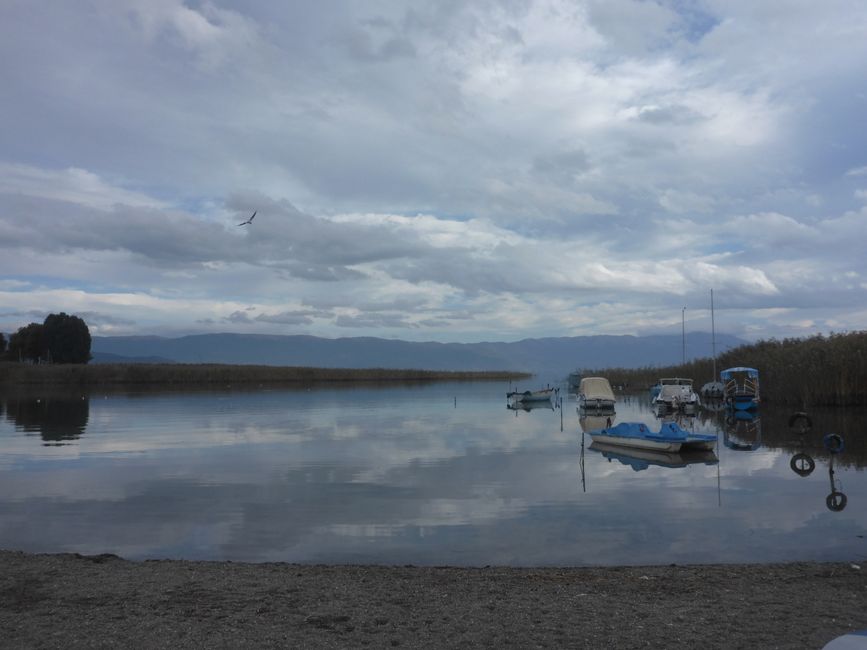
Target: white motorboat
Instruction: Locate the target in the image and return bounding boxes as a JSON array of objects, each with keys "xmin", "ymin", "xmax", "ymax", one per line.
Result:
[{"xmin": 652, "ymin": 377, "xmax": 699, "ymax": 411}]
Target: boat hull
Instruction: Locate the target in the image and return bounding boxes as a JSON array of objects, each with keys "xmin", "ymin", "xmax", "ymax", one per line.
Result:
[
  {"xmin": 586, "ymin": 421, "xmax": 716, "ymax": 454},
  {"xmin": 681, "ymin": 437, "xmax": 716, "ymax": 451},
  {"xmin": 507, "ymin": 388, "xmax": 558, "ymax": 404},
  {"xmin": 730, "ymin": 396, "xmax": 758, "ymax": 410},
  {"xmin": 589, "ymin": 433, "xmax": 682, "ymax": 452},
  {"xmin": 589, "ymin": 442, "xmax": 718, "ymax": 469},
  {"xmin": 579, "ymin": 397, "xmax": 616, "ymax": 411}
]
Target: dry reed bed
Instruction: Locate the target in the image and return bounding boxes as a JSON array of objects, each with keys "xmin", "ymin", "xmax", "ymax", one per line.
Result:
[
  {"xmin": 0, "ymin": 362, "xmax": 529, "ymax": 386},
  {"xmin": 582, "ymin": 331, "xmax": 867, "ymax": 407}
]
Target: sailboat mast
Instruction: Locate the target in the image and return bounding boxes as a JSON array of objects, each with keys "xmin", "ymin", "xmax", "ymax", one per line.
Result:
[{"xmin": 711, "ymin": 288, "xmax": 717, "ymax": 379}]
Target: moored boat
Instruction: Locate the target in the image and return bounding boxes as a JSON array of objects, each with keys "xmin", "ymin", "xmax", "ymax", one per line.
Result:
[
  {"xmin": 577, "ymin": 377, "xmax": 616, "ymax": 412},
  {"xmin": 652, "ymin": 378, "xmax": 699, "ymax": 412},
  {"xmin": 506, "ymin": 386, "xmax": 558, "ymax": 405},
  {"xmin": 721, "ymin": 367, "xmax": 760, "ymax": 410},
  {"xmin": 700, "ymin": 381, "xmax": 725, "ymax": 399},
  {"xmin": 585, "ymin": 421, "xmax": 716, "ymax": 452}
]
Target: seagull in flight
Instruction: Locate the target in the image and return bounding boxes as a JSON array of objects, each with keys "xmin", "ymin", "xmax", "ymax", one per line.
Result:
[{"xmin": 237, "ymin": 211, "xmax": 256, "ymax": 226}]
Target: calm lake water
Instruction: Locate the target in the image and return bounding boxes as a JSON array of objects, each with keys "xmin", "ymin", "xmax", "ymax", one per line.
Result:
[{"xmin": 1, "ymin": 381, "xmax": 865, "ymax": 567}]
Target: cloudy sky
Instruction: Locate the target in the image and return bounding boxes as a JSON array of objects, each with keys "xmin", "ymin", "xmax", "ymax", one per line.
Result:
[{"xmin": 2, "ymin": 1, "xmax": 866, "ymax": 343}]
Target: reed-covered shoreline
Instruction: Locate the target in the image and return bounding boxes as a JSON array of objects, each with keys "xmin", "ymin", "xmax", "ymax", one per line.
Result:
[
  {"xmin": 581, "ymin": 331, "xmax": 867, "ymax": 407},
  {"xmin": 0, "ymin": 361, "xmax": 530, "ymax": 386}
]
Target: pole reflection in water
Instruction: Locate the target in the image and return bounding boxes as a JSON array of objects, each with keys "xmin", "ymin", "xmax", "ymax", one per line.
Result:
[{"xmin": 786, "ymin": 412, "xmax": 849, "ymax": 513}]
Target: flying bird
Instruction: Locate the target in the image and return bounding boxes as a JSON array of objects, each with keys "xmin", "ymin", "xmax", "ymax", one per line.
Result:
[{"xmin": 237, "ymin": 211, "xmax": 256, "ymax": 226}]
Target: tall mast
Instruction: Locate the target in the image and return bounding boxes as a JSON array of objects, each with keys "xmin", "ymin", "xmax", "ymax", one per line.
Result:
[
  {"xmin": 682, "ymin": 307, "xmax": 686, "ymax": 365},
  {"xmin": 711, "ymin": 288, "xmax": 717, "ymax": 379}
]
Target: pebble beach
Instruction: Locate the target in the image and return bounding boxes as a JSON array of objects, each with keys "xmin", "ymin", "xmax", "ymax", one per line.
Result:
[{"xmin": 2, "ymin": 551, "xmax": 866, "ymax": 648}]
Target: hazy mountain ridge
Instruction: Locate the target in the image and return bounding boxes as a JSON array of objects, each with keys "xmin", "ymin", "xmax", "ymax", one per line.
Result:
[{"xmin": 91, "ymin": 332, "xmax": 746, "ymax": 375}]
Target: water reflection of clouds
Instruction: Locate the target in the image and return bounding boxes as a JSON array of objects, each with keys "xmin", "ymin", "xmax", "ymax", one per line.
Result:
[{"xmin": 1, "ymin": 385, "xmax": 865, "ymax": 565}]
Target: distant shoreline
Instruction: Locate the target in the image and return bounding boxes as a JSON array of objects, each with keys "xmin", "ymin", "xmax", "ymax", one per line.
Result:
[{"xmin": 0, "ymin": 361, "xmax": 531, "ymax": 386}]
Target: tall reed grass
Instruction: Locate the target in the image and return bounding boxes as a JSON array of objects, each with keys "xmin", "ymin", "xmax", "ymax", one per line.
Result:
[{"xmin": 579, "ymin": 331, "xmax": 867, "ymax": 407}]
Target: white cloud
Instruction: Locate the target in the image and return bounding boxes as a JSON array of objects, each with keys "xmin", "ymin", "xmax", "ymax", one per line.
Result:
[
  {"xmin": 0, "ymin": 163, "xmax": 167, "ymax": 211},
  {"xmin": 1, "ymin": 1, "xmax": 867, "ymax": 342},
  {"xmin": 659, "ymin": 189, "xmax": 716, "ymax": 214}
]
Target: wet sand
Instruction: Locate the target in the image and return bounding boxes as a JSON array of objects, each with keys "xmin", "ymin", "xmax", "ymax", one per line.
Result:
[{"xmin": 1, "ymin": 551, "xmax": 865, "ymax": 648}]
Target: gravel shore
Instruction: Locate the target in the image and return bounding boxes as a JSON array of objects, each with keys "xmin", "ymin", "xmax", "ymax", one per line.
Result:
[{"xmin": 1, "ymin": 551, "xmax": 865, "ymax": 648}]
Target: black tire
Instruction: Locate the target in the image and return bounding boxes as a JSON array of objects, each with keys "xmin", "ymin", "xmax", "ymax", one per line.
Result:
[
  {"xmin": 788, "ymin": 412, "xmax": 812, "ymax": 434},
  {"xmin": 823, "ymin": 433, "xmax": 845, "ymax": 454},
  {"xmin": 826, "ymin": 491, "xmax": 847, "ymax": 512},
  {"xmin": 790, "ymin": 453, "xmax": 815, "ymax": 477}
]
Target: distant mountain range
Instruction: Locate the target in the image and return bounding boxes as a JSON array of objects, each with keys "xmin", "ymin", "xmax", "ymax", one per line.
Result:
[{"xmin": 91, "ymin": 332, "xmax": 747, "ymax": 376}]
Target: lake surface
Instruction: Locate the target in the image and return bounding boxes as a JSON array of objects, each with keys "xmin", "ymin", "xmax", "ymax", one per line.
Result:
[{"xmin": 1, "ymin": 381, "xmax": 865, "ymax": 566}]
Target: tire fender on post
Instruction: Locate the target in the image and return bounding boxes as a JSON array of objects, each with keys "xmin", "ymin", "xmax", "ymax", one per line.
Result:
[{"xmin": 823, "ymin": 433, "xmax": 844, "ymax": 454}]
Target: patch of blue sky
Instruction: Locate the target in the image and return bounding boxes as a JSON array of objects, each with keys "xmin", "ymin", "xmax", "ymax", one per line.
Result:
[
  {"xmin": 701, "ymin": 240, "xmax": 744, "ymax": 257},
  {"xmin": 666, "ymin": 0, "xmax": 721, "ymax": 43}
]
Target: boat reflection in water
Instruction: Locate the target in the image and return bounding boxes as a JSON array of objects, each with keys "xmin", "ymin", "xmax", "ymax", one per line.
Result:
[
  {"xmin": 579, "ymin": 412, "xmax": 615, "ymax": 433},
  {"xmin": 654, "ymin": 409, "xmax": 696, "ymax": 431},
  {"xmin": 701, "ymin": 397, "xmax": 727, "ymax": 413},
  {"xmin": 589, "ymin": 440, "xmax": 718, "ymax": 472},
  {"xmin": 507, "ymin": 399, "xmax": 556, "ymax": 414},
  {"xmin": 723, "ymin": 409, "xmax": 761, "ymax": 451}
]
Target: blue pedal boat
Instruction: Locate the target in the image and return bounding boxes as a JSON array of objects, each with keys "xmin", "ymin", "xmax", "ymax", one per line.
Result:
[{"xmin": 586, "ymin": 421, "xmax": 716, "ymax": 453}]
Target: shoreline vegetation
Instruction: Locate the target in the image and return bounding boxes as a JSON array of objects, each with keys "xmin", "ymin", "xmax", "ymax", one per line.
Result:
[
  {"xmin": 2, "ymin": 330, "xmax": 866, "ymax": 406},
  {"xmin": 582, "ymin": 331, "xmax": 867, "ymax": 407},
  {"xmin": 0, "ymin": 361, "xmax": 530, "ymax": 386}
]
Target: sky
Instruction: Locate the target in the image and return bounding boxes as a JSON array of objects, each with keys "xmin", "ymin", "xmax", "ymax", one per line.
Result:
[{"xmin": 2, "ymin": 0, "xmax": 867, "ymax": 344}]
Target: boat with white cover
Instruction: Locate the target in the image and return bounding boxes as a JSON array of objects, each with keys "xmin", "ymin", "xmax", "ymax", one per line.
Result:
[{"xmin": 577, "ymin": 377, "xmax": 616, "ymax": 412}]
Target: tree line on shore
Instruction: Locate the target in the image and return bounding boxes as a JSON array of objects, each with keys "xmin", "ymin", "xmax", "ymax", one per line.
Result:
[
  {"xmin": 0, "ymin": 313, "xmax": 91, "ymax": 364},
  {"xmin": 3, "ymin": 314, "xmax": 865, "ymax": 406},
  {"xmin": 580, "ymin": 331, "xmax": 867, "ymax": 407}
]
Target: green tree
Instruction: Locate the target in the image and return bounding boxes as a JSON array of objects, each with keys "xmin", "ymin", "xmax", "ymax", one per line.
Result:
[
  {"xmin": 43, "ymin": 312, "xmax": 92, "ymax": 364},
  {"xmin": 0, "ymin": 332, "xmax": 6, "ymax": 357},
  {"xmin": 8, "ymin": 323, "xmax": 46, "ymax": 363}
]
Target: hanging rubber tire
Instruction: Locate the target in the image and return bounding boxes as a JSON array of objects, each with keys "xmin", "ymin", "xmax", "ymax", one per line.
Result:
[
  {"xmin": 790, "ymin": 453, "xmax": 815, "ymax": 477},
  {"xmin": 823, "ymin": 433, "xmax": 845, "ymax": 454},
  {"xmin": 787, "ymin": 412, "xmax": 812, "ymax": 434},
  {"xmin": 826, "ymin": 491, "xmax": 847, "ymax": 512}
]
